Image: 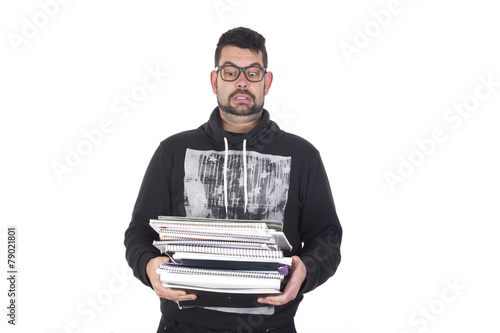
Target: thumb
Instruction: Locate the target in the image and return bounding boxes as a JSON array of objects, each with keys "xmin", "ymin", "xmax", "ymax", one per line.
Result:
[{"xmin": 291, "ymin": 255, "xmax": 301, "ymax": 268}]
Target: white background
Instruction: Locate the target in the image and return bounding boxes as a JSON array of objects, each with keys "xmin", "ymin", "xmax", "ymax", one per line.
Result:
[{"xmin": 1, "ymin": 0, "xmax": 499, "ymax": 332}]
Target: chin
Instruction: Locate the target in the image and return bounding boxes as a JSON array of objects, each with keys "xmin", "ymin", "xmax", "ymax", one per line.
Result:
[{"xmin": 222, "ymin": 106, "xmax": 256, "ymax": 117}]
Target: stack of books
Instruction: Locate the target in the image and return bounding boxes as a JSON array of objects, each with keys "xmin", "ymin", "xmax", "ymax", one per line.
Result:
[{"xmin": 150, "ymin": 216, "xmax": 292, "ymax": 308}]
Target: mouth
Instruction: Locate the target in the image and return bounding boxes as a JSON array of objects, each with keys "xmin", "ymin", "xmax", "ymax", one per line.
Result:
[{"xmin": 231, "ymin": 93, "xmax": 253, "ymax": 104}]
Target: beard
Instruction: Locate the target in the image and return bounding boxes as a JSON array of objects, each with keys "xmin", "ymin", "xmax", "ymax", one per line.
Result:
[{"xmin": 217, "ymin": 89, "xmax": 264, "ymax": 117}]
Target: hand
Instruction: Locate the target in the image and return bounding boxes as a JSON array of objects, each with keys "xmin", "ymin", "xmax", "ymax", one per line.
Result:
[
  {"xmin": 146, "ymin": 256, "xmax": 197, "ymax": 302},
  {"xmin": 257, "ymin": 256, "xmax": 307, "ymax": 306}
]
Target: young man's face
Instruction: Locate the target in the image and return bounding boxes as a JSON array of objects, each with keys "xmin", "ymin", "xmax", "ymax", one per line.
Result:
[{"xmin": 211, "ymin": 45, "xmax": 273, "ymax": 122}]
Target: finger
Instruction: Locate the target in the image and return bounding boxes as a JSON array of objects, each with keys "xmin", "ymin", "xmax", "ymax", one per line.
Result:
[
  {"xmin": 175, "ymin": 293, "xmax": 197, "ymax": 301},
  {"xmin": 257, "ymin": 275, "xmax": 300, "ymax": 305},
  {"xmin": 166, "ymin": 289, "xmax": 197, "ymax": 300},
  {"xmin": 258, "ymin": 286, "xmax": 293, "ymax": 305},
  {"xmin": 165, "ymin": 291, "xmax": 197, "ymax": 302},
  {"xmin": 257, "ymin": 294, "xmax": 288, "ymax": 306},
  {"xmin": 154, "ymin": 257, "xmax": 170, "ymax": 275},
  {"xmin": 155, "ymin": 284, "xmax": 197, "ymax": 301}
]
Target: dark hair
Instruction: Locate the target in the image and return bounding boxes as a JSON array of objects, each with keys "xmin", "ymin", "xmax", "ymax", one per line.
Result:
[{"xmin": 214, "ymin": 27, "xmax": 268, "ymax": 68}]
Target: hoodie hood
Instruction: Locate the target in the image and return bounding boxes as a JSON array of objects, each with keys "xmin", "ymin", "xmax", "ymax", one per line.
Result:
[
  {"xmin": 197, "ymin": 107, "xmax": 285, "ymax": 216},
  {"xmin": 198, "ymin": 107, "xmax": 285, "ymax": 152}
]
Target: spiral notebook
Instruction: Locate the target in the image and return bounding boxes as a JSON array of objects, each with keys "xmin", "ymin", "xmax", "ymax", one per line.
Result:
[
  {"xmin": 157, "ymin": 264, "xmax": 284, "ymax": 290},
  {"xmin": 151, "ymin": 216, "xmax": 292, "ymax": 307},
  {"xmin": 150, "ymin": 217, "xmax": 291, "ymax": 250},
  {"xmin": 152, "ymin": 243, "xmax": 292, "ymax": 266},
  {"xmin": 155, "ymin": 216, "xmax": 284, "ymax": 231}
]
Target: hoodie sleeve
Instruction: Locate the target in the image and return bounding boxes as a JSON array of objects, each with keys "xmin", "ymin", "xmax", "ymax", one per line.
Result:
[
  {"xmin": 297, "ymin": 149, "xmax": 342, "ymax": 294},
  {"xmin": 124, "ymin": 144, "xmax": 172, "ymax": 288}
]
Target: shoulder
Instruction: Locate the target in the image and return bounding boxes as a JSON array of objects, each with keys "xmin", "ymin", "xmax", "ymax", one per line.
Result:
[
  {"xmin": 283, "ymin": 132, "xmax": 318, "ymax": 150},
  {"xmin": 152, "ymin": 129, "xmax": 203, "ymax": 159},
  {"xmin": 278, "ymin": 131, "xmax": 321, "ymax": 159},
  {"xmin": 158, "ymin": 129, "xmax": 205, "ymax": 149},
  {"xmin": 160, "ymin": 129, "xmax": 200, "ymax": 145}
]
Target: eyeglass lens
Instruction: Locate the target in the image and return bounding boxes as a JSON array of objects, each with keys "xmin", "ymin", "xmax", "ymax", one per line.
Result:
[{"xmin": 220, "ymin": 66, "xmax": 264, "ymax": 82}]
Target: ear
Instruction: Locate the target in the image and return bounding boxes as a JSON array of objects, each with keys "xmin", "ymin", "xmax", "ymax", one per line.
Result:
[
  {"xmin": 210, "ymin": 70, "xmax": 218, "ymax": 94},
  {"xmin": 264, "ymin": 71, "xmax": 273, "ymax": 95}
]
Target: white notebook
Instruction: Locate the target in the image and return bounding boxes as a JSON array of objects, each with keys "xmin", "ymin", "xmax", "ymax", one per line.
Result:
[{"xmin": 156, "ymin": 264, "xmax": 283, "ymax": 290}]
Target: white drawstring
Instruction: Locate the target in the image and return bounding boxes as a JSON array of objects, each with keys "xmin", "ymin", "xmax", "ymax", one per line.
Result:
[
  {"xmin": 223, "ymin": 137, "xmax": 249, "ymax": 216},
  {"xmin": 223, "ymin": 137, "xmax": 229, "ymax": 216},
  {"xmin": 243, "ymin": 139, "xmax": 248, "ymax": 213}
]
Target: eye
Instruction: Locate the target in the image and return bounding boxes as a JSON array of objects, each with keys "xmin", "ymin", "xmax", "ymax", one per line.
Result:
[
  {"xmin": 247, "ymin": 68, "xmax": 260, "ymax": 76},
  {"xmin": 245, "ymin": 67, "xmax": 263, "ymax": 81},
  {"xmin": 223, "ymin": 67, "xmax": 238, "ymax": 77}
]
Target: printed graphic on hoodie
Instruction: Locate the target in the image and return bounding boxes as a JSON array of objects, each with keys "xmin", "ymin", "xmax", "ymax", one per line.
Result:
[{"xmin": 184, "ymin": 148, "xmax": 291, "ymax": 221}]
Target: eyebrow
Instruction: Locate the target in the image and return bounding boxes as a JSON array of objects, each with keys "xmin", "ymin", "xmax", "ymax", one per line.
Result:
[{"xmin": 221, "ymin": 61, "xmax": 264, "ymax": 68}]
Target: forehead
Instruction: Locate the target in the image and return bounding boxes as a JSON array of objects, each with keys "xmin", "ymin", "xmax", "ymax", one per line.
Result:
[{"xmin": 218, "ymin": 45, "xmax": 264, "ymax": 67}]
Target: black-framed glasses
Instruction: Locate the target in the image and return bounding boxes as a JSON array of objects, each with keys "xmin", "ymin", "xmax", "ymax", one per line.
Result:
[{"xmin": 215, "ymin": 65, "xmax": 267, "ymax": 82}]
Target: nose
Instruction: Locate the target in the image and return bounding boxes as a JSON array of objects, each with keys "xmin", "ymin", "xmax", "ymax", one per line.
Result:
[{"xmin": 236, "ymin": 72, "xmax": 249, "ymax": 89}]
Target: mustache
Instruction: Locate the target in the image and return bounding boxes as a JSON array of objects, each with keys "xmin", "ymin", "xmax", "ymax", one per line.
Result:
[{"xmin": 229, "ymin": 90, "xmax": 255, "ymax": 100}]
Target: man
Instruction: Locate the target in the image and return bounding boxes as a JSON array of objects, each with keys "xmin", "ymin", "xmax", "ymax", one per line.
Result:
[{"xmin": 124, "ymin": 27, "xmax": 342, "ymax": 332}]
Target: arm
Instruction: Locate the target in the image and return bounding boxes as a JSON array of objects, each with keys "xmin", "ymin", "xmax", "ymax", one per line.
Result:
[
  {"xmin": 124, "ymin": 144, "xmax": 197, "ymax": 300},
  {"xmin": 297, "ymin": 150, "xmax": 342, "ymax": 294},
  {"xmin": 124, "ymin": 145, "xmax": 170, "ymax": 287},
  {"xmin": 259, "ymin": 149, "xmax": 342, "ymax": 305}
]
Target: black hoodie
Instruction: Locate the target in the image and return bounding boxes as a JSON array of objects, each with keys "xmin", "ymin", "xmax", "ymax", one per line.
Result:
[{"xmin": 124, "ymin": 108, "xmax": 342, "ymax": 330}]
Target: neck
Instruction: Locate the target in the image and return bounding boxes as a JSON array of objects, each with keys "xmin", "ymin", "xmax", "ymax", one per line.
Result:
[{"xmin": 219, "ymin": 110, "xmax": 262, "ymax": 133}]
